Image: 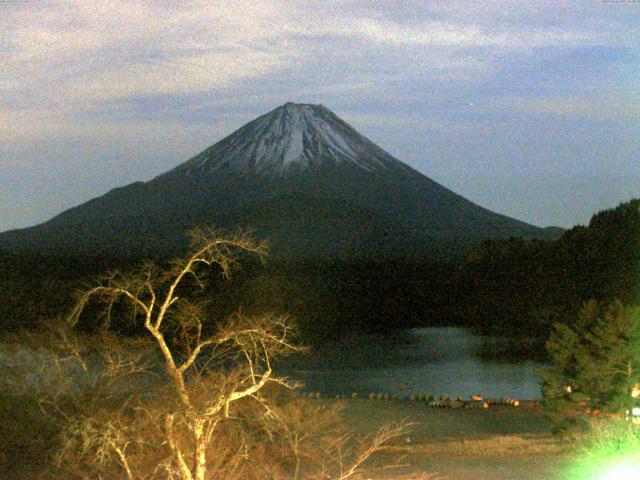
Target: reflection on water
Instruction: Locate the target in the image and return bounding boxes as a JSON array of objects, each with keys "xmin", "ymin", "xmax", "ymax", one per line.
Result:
[{"xmin": 278, "ymin": 327, "xmax": 545, "ymax": 399}]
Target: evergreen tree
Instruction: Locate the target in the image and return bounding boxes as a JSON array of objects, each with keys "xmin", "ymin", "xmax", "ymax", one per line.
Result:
[{"xmin": 539, "ymin": 300, "xmax": 640, "ymax": 434}]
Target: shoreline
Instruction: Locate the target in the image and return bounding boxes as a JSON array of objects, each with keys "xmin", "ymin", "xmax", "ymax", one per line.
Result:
[{"xmin": 318, "ymin": 398, "xmax": 573, "ymax": 479}]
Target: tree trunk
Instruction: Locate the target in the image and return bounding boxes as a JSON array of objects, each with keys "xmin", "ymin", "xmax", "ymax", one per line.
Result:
[
  {"xmin": 165, "ymin": 414, "xmax": 194, "ymax": 480},
  {"xmin": 193, "ymin": 419, "xmax": 208, "ymax": 480}
]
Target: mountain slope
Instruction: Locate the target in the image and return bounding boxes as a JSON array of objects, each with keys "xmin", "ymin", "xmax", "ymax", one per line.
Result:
[{"xmin": 0, "ymin": 103, "xmax": 556, "ymax": 257}]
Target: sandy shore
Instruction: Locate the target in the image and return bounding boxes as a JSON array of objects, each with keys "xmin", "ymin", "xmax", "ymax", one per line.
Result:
[{"xmin": 323, "ymin": 398, "xmax": 574, "ymax": 479}]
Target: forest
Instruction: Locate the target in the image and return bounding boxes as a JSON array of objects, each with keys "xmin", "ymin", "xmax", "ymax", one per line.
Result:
[{"xmin": 1, "ymin": 199, "xmax": 638, "ymax": 359}]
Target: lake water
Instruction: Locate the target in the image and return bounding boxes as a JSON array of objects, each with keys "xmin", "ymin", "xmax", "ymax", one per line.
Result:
[{"xmin": 279, "ymin": 327, "xmax": 546, "ymax": 400}]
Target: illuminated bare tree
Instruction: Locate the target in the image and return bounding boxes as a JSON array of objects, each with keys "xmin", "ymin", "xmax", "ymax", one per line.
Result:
[
  {"xmin": 68, "ymin": 227, "xmax": 300, "ymax": 480},
  {"xmin": 26, "ymin": 226, "xmax": 419, "ymax": 480}
]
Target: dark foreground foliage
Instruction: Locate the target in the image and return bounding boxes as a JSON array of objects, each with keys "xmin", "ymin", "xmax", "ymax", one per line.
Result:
[{"xmin": 539, "ymin": 300, "xmax": 640, "ymax": 434}]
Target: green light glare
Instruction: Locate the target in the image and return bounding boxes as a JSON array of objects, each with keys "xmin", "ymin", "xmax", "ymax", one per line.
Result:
[
  {"xmin": 564, "ymin": 420, "xmax": 640, "ymax": 480},
  {"xmin": 568, "ymin": 454, "xmax": 640, "ymax": 480},
  {"xmin": 596, "ymin": 460, "xmax": 640, "ymax": 480}
]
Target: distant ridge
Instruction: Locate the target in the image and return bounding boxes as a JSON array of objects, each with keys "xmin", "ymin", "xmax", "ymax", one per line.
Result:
[{"xmin": 0, "ymin": 103, "xmax": 558, "ymax": 257}]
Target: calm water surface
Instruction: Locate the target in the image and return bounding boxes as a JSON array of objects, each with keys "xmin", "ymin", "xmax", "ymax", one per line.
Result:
[{"xmin": 279, "ymin": 327, "xmax": 545, "ymax": 399}]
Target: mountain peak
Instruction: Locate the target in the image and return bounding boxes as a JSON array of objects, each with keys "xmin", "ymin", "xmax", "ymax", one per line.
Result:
[
  {"xmin": 165, "ymin": 103, "xmax": 413, "ymax": 179},
  {"xmin": 276, "ymin": 102, "xmax": 328, "ymax": 114},
  {"xmin": 281, "ymin": 101, "xmax": 323, "ymax": 108}
]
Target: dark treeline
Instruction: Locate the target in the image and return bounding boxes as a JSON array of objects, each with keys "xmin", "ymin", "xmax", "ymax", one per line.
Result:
[
  {"xmin": 457, "ymin": 199, "xmax": 640, "ymax": 340},
  {"xmin": 0, "ymin": 250, "xmax": 462, "ymax": 343},
  {"xmin": 0, "ymin": 252, "xmax": 134, "ymax": 330},
  {"xmin": 216, "ymin": 256, "xmax": 464, "ymax": 340},
  {"xmin": 2, "ymin": 199, "xmax": 639, "ymax": 356},
  {"xmin": 0, "ymin": 249, "xmax": 260, "ymax": 333}
]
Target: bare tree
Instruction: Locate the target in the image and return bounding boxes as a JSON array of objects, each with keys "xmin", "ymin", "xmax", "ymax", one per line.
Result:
[
  {"xmin": 67, "ymin": 227, "xmax": 301, "ymax": 480},
  {"xmin": 25, "ymin": 226, "xmax": 418, "ymax": 480}
]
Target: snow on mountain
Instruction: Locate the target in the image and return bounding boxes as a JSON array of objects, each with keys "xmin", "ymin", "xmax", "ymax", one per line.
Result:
[{"xmin": 167, "ymin": 102, "xmax": 414, "ymax": 178}]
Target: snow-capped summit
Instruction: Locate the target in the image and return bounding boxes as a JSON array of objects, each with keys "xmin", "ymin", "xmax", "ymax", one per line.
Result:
[{"xmin": 168, "ymin": 102, "xmax": 413, "ymax": 178}]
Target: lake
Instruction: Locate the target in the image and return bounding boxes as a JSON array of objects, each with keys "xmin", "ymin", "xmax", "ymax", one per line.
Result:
[{"xmin": 279, "ymin": 327, "xmax": 546, "ymax": 400}]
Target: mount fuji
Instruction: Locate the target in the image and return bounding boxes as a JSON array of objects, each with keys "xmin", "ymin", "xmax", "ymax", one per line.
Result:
[{"xmin": 0, "ymin": 103, "xmax": 557, "ymax": 257}]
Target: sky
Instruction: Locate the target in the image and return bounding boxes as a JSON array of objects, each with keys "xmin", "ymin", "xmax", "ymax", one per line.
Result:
[{"xmin": 1, "ymin": 0, "xmax": 638, "ymax": 232}]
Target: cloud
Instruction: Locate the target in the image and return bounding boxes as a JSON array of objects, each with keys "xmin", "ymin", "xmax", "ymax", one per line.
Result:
[
  {"xmin": 319, "ymin": 17, "xmax": 597, "ymax": 49},
  {"xmin": 1, "ymin": 0, "xmax": 613, "ymax": 111},
  {"xmin": 2, "ymin": 1, "xmax": 302, "ymax": 106},
  {"xmin": 501, "ymin": 95, "xmax": 640, "ymax": 122}
]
